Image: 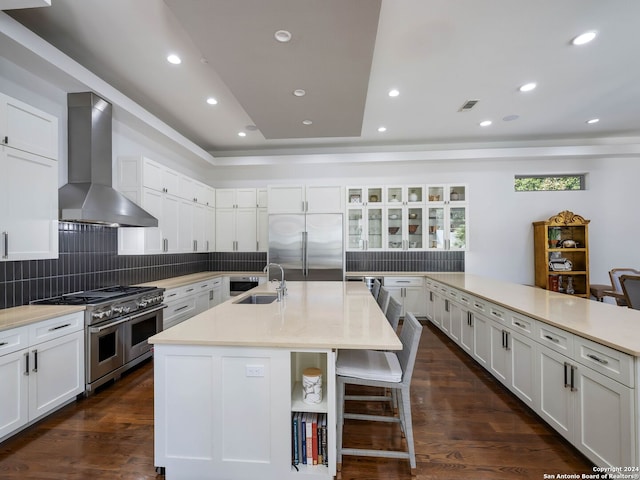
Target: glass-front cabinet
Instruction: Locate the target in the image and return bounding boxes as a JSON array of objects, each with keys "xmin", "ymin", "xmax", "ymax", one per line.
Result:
[
  {"xmin": 346, "ymin": 205, "xmax": 383, "ymax": 251},
  {"xmin": 427, "ymin": 205, "xmax": 467, "ymax": 250},
  {"xmin": 346, "ymin": 184, "xmax": 468, "ymax": 251}
]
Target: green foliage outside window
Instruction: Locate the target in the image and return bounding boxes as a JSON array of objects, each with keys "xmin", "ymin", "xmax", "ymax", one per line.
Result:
[{"xmin": 515, "ymin": 175, "xmax": 584, "ymax": 192}]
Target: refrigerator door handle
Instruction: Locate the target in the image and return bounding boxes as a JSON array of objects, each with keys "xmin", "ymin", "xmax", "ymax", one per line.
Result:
[{"xmin": 301, "ymin": 231, "xmax": 308, "ymax": 276}]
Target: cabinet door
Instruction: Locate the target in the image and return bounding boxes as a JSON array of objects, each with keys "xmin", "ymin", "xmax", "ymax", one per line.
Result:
[
  {"xmin": 306, "ymin": 185, "xmax": 343, "ymax": 213},
  {"xmin": 1, "ymin": 94, "xmax": 58, "ymax": 160},
  {"xmin": 489, "ymin": 322, "xmax": 510, "ymax": 386},
  {"xmin": 163, "ymin": 194, "xmax": 180, "ymax": 253},
  {"xmin": 574, "ymin": 366, "xmax": 634, "ymax": 468},
  {"xmin": 236, "ymin": 208, "xmax": 257, "ymax": 252},
  {"xmin": 28, "ymin": 330, "xmax": 84, "ymax": 421},
  {"xmin": 142, "ymin": 157, "xmax": 164, "ymax": 192},
  {"xmin": 471, "ymin": 312, "xmax": 490, "ymax": 369},
  {"xmin": 0, "ymin": 349, "xmax": 29, "ymax": 439},
  {"xmin": 537, "ymin": 346, "xmax": 573, "ymax": 440},
  {"xmin": 257, "ymin": 208, "xmax": 268, "ymax": 252},
  {"xmin": 448, "ymin": 206, "xmax": 467, "ymax": 250},
  {"xmin": 459, "ymin": 310, "xmax": 473, "ymax": 354},
  {"xmin": 236, "ymin": 188, "xmax": 257, "ymax": 208},
  {"xmin": 143, "ymin": 188, "xmax": 164, "ymax": 253},
  {"xmin": 509, "ymin": 330, "xmax": 536, "ymax": 408},
  {"xmin": 406, "ymin": 206, "xmax": 425, "ymax": 250},
  {"xmin": 215, "ymin": 209, "xmax": 236, "ymax": 252},
  {"xmin": 178, "ymin": 199, "xmax": 194, "ymax": 252},
  {"xmin": 346, "ymin": 206, "xmax": 365, "ymax": 251},
  {"xmin": 404, "ymin": 287, "xmax": 426, "ymax": 317},
  {"xmin": 205, "ymin": 207, "xmax": 216, "ymax": 252},
  {"xmin": 448, "ymin": 300, "xmax": 462, "ymax": 344},
  {"xmin": 427, "ymin": 206, "xmax": 445, "ymax": 250},
  {"xmin": 1, "ymin": 146, "xmax": 58, "ymax": 261},
  {"xmin": 216, "ymin": 189, "xmax": 237, "ymax": 209},
  {"xmin": 194, "ymin": 291, "xmax": 211, "ymax": 315},
  {"xmin": 386, "ymin": 206, "xmax": 404, "ymax": 250},
  {"xmin": 193, "ymin": 203, "xmax": 207, "ymax": 252},
  {"xmin": 268, "ymin": 186, "xmax": 305, "ymax": 213}
]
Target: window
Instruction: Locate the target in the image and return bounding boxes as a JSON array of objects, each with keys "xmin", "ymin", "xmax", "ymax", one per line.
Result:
[{"xmin": 514, "ymin": 174, "xmax": 585, "ymax": 192}]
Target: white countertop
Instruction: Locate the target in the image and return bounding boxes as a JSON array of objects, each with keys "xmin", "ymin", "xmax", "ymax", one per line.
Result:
[
  {"xmin": 149, "ymin": 281, "xmax": 402, "ymax": 350},
  {"xmin": 427, "ymin": 273, "xmax": 640, "ymax": 356},
  {"xmin": 0, "ymin": 305, "xmax": 85, "ymax": 332},
  {"xmin": 137, "ymin": 271, "xmax": 264, "ymax": 290}
]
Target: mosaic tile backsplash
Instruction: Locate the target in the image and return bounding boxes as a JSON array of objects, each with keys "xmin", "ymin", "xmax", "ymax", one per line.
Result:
[{"xmin": 0, "ymin": 223, "xmax": 463, "ymax": 309}]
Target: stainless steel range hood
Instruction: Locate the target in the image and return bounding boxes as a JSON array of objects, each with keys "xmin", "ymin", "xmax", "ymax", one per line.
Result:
[{"xmin": 58, "ymin": 92, "xmax": 158, "ymax": 227}]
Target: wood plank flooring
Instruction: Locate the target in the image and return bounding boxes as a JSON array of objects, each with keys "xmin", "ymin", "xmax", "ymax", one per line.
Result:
[{"xmin": 0, "ymin": 321, "xmax": 594, "ymax": 479}]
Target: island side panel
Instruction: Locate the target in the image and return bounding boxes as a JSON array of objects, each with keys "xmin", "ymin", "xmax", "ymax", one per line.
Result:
[{"xmin": 154, "ymin": 344, "xmax": 292, "ymax": 479}]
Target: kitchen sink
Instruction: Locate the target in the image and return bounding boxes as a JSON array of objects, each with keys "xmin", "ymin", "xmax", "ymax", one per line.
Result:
[{"xmin": 233, "ymin": 294, "xmax": 279, "ymax": 305}]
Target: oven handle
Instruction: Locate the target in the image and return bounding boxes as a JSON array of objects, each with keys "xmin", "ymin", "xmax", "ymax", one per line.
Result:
[{"xmin": 89, "ymin": 305, "xmax": 166, "ymax": 333}]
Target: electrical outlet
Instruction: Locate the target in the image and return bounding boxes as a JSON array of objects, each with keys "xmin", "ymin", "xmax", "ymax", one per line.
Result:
[{"xmin": 246, "ymin": 365, "xmax": 265, "ymax": 377}]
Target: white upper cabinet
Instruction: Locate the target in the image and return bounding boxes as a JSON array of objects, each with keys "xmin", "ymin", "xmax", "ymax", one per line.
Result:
[
  {"xmin": 216, "ymin": 188, "xmax": 257, "ymax": 209},
  {"xmin": 268, "ymin": 185, "xmax": 344, "ymax": 213},
  {"xmin": 0, "ymin": 93, "xmax": 58, "ymax": 160},
  {"xmin": 0, "ymin": 93, "xmax": 59, "ymax": 262}
]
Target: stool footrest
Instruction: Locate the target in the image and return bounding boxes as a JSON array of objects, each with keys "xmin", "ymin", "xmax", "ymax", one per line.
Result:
[
  {"xmin": 340, "ymin": 447, "xmax": 410, "ymax": 460},
  {"xmin": 344, "ymin": 412, "xmax": 399, "ymax": 423},
  {"xmin": 345, "ymin": 394, "xmax": 392, "ymax": 402}
]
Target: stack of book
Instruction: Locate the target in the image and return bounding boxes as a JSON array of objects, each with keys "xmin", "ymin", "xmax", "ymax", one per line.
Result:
[{"xmin": 291, "ymin": 412, "xmax": 328, "ymax": 467}]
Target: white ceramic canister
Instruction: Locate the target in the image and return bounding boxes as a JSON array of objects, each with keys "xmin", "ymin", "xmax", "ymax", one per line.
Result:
[{"xmin": 302, "ymin": 367, "xmax": 323, "ymax": 404}]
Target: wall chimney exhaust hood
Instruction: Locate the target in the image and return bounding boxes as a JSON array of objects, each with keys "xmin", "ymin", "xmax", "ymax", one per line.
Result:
[{"xmin": 59, "ymin": 92, "xmax": 158, "ymax": 227}]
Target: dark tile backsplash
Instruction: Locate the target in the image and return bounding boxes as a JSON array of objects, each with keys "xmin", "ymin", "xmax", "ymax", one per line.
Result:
[
  {"xmin": 0, "ymin": 222, "xmax": 463, "ymax": 309},
  {"xmin": 346, "ymin": 250, "xmax": 464, "ymax": 273}
]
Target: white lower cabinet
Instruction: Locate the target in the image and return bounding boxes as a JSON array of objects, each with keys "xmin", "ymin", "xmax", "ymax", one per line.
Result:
[
  {"xmin": 537, "ymin": 335, "xmax": 635, "ymax": 468},
  {"xmin": 425, "ymin": 279, "xmax": 637, "ymax": 469},
  {"xmin": 163, "ymin": 277, "xmax": 228, "ymax": 330},
  {"xmin": 385, "ymin": 277, "xmax": 426, "ymax": 318},
  {"xmin": 154, "ymin": 345, "xmax": 336, "ymax": 479},
  {"xmin": 0, "ymin": 312, "xmax": 84, "ymax": 442}
]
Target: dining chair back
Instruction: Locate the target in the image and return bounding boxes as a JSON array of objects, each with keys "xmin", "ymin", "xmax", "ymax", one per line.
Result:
[
  {"xmin": 620, "ymin": 275, "xmax": 640, "ymax": 310},
  {"xmin": 609, "ymin": 268, "xmax": 640, "ymax": 306}
]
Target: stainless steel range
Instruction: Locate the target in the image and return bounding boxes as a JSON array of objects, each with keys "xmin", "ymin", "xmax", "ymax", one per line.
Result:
[{"xmin": 32, "ymin": 285, "xmax": 165, "ymax": 393}]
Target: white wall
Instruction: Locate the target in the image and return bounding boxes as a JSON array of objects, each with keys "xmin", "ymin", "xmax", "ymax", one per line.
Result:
[{"xmin": 210, "ymin": 155, "xmax": 640, "ymax": 286}]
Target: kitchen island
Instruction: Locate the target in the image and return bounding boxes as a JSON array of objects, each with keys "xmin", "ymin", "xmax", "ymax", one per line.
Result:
[{"xmin": 149, "ymin": 280, "xmax": 401, "ymax": 480}]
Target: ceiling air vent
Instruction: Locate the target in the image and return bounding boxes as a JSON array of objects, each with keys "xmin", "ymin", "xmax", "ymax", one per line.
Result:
[{"xmin": 458, "ymin": 99, "xmax": 479, "ymax": 112}]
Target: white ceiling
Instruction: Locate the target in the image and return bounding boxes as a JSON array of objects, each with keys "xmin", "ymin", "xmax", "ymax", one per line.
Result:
[{"xmin": 4, "ymin": 0, "xmax": 640, "ymax": 159}]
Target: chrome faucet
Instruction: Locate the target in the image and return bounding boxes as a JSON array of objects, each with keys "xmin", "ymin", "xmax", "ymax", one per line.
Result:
[{"xmin": 264, "ymin": 263, "xmax": 287, "ymax": 301}]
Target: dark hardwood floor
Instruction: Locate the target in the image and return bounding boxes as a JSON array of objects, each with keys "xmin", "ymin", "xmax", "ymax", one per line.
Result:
[{"xmin": 0, "ymin": 321, "xmax": 594, "ymax": 479}]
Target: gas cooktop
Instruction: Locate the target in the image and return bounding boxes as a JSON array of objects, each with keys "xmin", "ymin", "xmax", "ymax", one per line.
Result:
[{"xmin": 32, "ymin": 285, "xmax": 160, "ymax": 306}]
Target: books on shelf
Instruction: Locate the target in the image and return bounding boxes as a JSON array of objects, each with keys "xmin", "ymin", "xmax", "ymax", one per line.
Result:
[{"xmin": 292, "ymin": 411, "xmax": 328, "ymax": 467}]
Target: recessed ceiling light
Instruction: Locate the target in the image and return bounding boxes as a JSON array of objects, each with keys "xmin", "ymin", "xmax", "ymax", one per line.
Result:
[
  {"xmin": 302, "ymin": 120, "xmax": 313, "ymax": 126},
  {"xmin": 586, "ymin": 118, "xmax": 600, "ymax": 124},
  {"xmin": 503, "ymin": 114, "xmax": 520, "ymax": 122},
  {"xmin": 519, "ymin": 82, "xmax": 537, "ymax": 92},
  {"xmin": 572, "ymin": 31, "xmax": 597, "ymax": 46},
  {"xmin": 238, "ymin": 132, "xmax": 247, "ymax": 137},
  {"xmin": 206, "ymin": 97, "xmax": 218, "ymax": 105},
  {"xmin": 245, "ymin": 124, "xmax": 258, "ymax": 131},
  {"xmin": 274, "ymin": 30, "xmax": 292, "ymax": 43},
  {"xmin": 167, "ymin": 54, "xmax": 181, "ymax": 65},
  {"xmin": 388, "ymin": 89, "xmax": 400, "ymax": 97},
  {"xmin": 293, "ymin": 89, "xmax": 306, "ymax": 97},
  {"xmin": 479, "ymin": 120, "xmax": 492, "ymax": 127},
  {"xmin": 377, "ymin": 126, "xmax": 387, "ymax": 132}
]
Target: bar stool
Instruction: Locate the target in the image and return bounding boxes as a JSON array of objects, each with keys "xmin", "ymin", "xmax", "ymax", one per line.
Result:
[
  {"xmin": 372, "ymin": 278, "xmax": 382, "ymax": 301},
  {"xmin": 376, "ymin": 286, "xmax": 391, "ymax": 315},
  {"xmin": 336, "ymin": 312, "xmax": 423, "ymax": 475}
]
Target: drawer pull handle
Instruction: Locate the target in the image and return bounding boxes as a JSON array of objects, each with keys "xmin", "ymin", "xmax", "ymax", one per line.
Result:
[
  {"xmin": 586, "ymin": 354, "xmax": 609, "ymax": 365},
  {"xmin": 33, "ymin": 349, "xmax": 38, "ymax": 373},
  {"xmin": 474, "ymin": 303, "xmax": 483, "ymax": 309},
  {"xmin": 167, "ymin": 293, "xmax": 177, "ymax": 298},
  {"xmin": 48, "ymin": 323, "xmax": 71, "ymax": 332},
  {"xmin": 544, "ymin": 335, "xmax": 560, "ymax": 343},
  {"xmin": 24, "ymin": 352, "xmax": 29, "ymax": 376},
  {"xmin": 186, "ymin": 288, "xmax": 194, "ymax": 293},
  {"xmin": 492, "ymin": 311, "xmax": 503, "ymax": 318},
  {"xmin": 174, "ymin": 305, "xmax": 189, "ymax": 312},
  {"xmin": 0, "ymin": 341, "xmax": 7, "ymax": 347},
  {"xmin": 513, "ymin": 321, "xmax": 526, "ymax": 329}
]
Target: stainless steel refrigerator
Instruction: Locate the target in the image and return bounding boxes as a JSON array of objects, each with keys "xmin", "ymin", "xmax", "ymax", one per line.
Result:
[{"xmin": 268, "ymin": 214, "xmax": 344, "ymax": 281}]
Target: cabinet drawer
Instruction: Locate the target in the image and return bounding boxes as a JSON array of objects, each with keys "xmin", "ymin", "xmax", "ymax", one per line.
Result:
[
  {"xmin": 469, "ymin": 296, "xmax": 487, "ymax": 314},
  {"xmin": 28, "ymin": 312, "xmax": 84, "ymax": 345},
  {"xmin": 510, "ymin": 313, "xmax": 535, "ymax": 337},
  {"xmin": 488, "ymin": 304, "xmax": 507, "ymax": 325},
  {"xmin": 163, "ymin": 287, "xmax": 181, "ymax": 302},
  {"xmin": 164, "ymin": 297, "xmax": 197, "ymax": 324},
  {"xmin": 574, "ymin": 337, "xmax": 634, "ymax": 387},
  {"xmin": 535, "ymin": 322, "xmax": 574, "ymax": 357},
  {"xmin": 384, "ymin": 276, "xmax": 424, "ymax": 287},
  {"xmin": 0, "ymin": 325, "xmax": 28, "ymax": 356}
]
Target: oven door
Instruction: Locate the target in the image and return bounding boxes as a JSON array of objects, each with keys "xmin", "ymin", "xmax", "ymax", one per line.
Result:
[
  {"xmin": 229, "ymin": 276, "xmax": 259, "ymax": 296},
  {"xmin": 124, "ymin": 305, "xmax": 164, "ymax": 363},
  {"xmin": 88, "ymin": 318, "xmax": 126, "ymax": 384}
]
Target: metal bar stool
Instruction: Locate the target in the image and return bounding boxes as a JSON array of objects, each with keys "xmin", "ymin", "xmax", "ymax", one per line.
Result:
[{"xmin": 336, "ymin": 312, "xmax": 423, "ymax": 475}]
